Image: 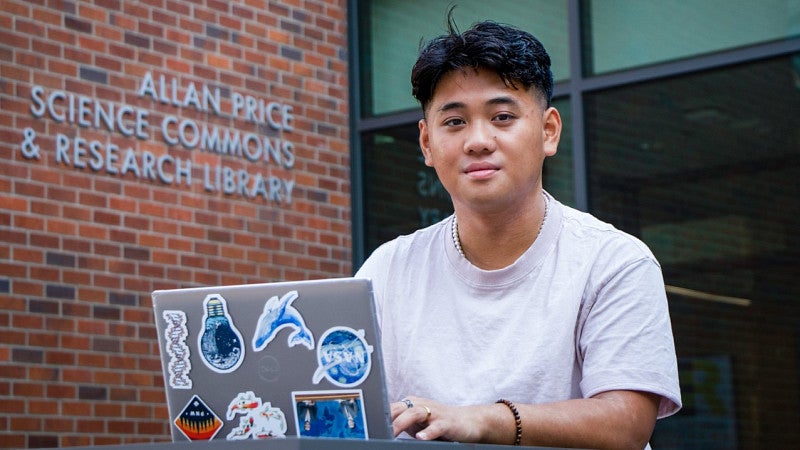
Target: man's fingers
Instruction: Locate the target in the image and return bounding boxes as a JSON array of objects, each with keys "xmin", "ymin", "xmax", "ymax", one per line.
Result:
[{"xmin": 391, "ymin": 402, "xmax": 435, "ymax": 438}]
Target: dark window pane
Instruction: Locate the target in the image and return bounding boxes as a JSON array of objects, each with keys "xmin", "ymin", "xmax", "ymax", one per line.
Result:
[
  {"xmin": 586, "ymin": 55, "xmax": 800, "ymax": 448},
  {"xmin": 361, "ymin": 124, "xmax": 453, "ymax": 255}
]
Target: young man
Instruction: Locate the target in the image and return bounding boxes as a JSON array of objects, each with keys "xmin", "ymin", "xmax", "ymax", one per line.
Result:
[{"xmin": 355, "ymin": 18, "xmax": 681, "ymax": 450}]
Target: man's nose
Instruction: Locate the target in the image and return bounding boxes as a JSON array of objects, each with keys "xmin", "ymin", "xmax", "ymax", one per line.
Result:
[{"xmin": 464, "ymin": 121, "xmax": 496, "ymax": 154}]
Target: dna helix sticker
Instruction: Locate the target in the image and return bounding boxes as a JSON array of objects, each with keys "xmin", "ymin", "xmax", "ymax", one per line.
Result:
[{"xmin": 163, "ymin": 310, "xmax": 193, "ymax": 389}]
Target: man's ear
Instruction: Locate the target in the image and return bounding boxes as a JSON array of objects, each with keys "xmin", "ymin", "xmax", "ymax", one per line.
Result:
[
  {"xmin": 542, "ymin": 106, "xmax": 562, "ymax": 157},
  {"xmin": 418, "ymin": 118, "xmax": 434, "ymax": 167}
]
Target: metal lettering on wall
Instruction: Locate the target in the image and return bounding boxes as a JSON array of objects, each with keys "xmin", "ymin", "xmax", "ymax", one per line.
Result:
[{"xmin": 20, "ymin": 71, "xmax": 297, "ymax": 205}]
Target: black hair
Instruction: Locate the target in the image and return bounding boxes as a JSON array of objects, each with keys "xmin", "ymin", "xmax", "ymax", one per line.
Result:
[{"xmin": 411, "ymin": 11, "xmax": 553, "ymax": 113}]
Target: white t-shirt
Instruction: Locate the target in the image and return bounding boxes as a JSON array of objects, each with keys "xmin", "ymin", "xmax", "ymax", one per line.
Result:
[{"xmin": 356, "ymin": 194, "xmax": 682, "ymax": 419}]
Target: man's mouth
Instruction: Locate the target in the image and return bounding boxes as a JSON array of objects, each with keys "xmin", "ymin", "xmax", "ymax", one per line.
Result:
[{"xmin": 465, "ymin": 162, "xmax": 499, "ymax": 179}]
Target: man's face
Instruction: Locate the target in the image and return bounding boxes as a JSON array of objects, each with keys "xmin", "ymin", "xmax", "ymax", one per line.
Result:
[{"xmin": 418, "ymin": 68, "xmax": 561, "ymax": 215}]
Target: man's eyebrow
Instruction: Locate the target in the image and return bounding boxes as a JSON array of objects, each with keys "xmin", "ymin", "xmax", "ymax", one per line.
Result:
[
  {"xmin": 437, "ymin": 101, "xmax": 466, "ymax": 113},
  {"xmin": 487, "ymin": 96, "xmax": 518, "ymax": 107},
  {"xmin": 436, "ymin": 97, "xmax": 519, "ymax": 113}
]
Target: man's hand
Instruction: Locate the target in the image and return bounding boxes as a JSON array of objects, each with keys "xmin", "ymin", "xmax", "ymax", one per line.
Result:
[
  {"xmin": 390, "ymin": 396, "xmax": 503, "ymax": 443},
  {"xmin": 390, "ymin": 390, "xmax": 660, "ymax": 449}
]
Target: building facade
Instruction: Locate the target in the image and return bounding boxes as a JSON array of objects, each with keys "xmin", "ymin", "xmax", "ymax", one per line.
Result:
[
  {"xmin": 1, "ymin": 0, "xmax": 799, "ymax": 448},
  {"xmin": 1, "ymin": 0, "xmax": 351, "ymax": 447}
]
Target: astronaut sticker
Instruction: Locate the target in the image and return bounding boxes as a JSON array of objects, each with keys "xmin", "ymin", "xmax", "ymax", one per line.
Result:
[
  {"xmin": 252, "ymin": 290, "xmax": 315, "ymax": 352},
  {"xmin": 162, "ymin": 310, "xmax": 192, "ymax": 389},
  {"xmin": 198, "ymin": 294, "xmax": 245, "ymax": 373},
  {"xmin": 225, "ymin": 391, "xmax": 287, "ymax": 440},
  {"xmin": 312, "ymin": 327, "xmax": 373, "ymax": 387},
  {"xmin": 293, "ymin": 390, "xmax": 368, "ymax": 439},
  {"xmin": 174, "ymin": 395, "xmax": 222, "ymax": 441}
]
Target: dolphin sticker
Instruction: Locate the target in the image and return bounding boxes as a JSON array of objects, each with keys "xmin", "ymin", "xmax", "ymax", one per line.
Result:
[{"xmin": 252, "ymin": 290, "xmax": 315, "ymax": 352}]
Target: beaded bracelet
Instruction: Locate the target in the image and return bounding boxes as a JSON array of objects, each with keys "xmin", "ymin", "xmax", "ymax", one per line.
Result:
[{"xmin": 496, "ymin": 399, "xmax": 522, "ymax": 446}]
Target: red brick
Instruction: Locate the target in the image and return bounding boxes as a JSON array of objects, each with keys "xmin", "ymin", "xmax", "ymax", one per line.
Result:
[
  {"xmin": 76, "ymin": 419, "xmax": 104, "ymax": 433},
  {"xmin": 2, "ymin": 0, "xmax": 352, "ymax": 444},
  {"xmin": 107, "ymin": 420, "xmax": 134, "ymax": 434},
  {"xmin": 61, "ymin": 436, "xmax": 91, "ymax": 447},
  {"xmin": 60, "ymin": 402, "xmax": 91, "ymax": 419},
  {"xmin": 62, "ymin": 368, "xmax": 93, "ymax": 383},
  {"xmin": 29, "ymin": 400, "xmax": 60, "ymax": 415},
  {"xmin": 75, "ymin": 353, "xmax": 104, "ymax": 368},
  {"xmin": 123, "ymin": 403, "xmax": 151, "ymax": 419},
  {"xmin": 1, "ymin": 435, "xmax": 25, "ymax": 448},
  {"xmin": 13, "ymin": 381, "xmax": 45, "ymax": 397},
  {"xmin": 46, "ymin": 384, "xmax": 76, "ymax": 399},
  {"xmin": 94, "ymin": 403, "xmax": 123, "ymax": 418},
  {"xmin": 46, "ymin": 417, "xmax": 75, "ymax": 432},
  {"xmin": 28, "ymin": 367, "xmax": 59, "ymax": 381},
  {"xmin": 93, "ymin": 370, "xmax": 123, "ymax": 385},
  {"xmin": 137, "ymin": 420, "xmax": 168, "ymax": 435},
  {"xmin": 45, "ymin": 350, "xmax": 76, "ymax": 366},
  {"xmin": 12, "ymin": 313, "xmax": 43, "ymax": 329},
  {"xmin": 28, "ymin": 332, "xmax": 59, "ymax": 347},
  {"xmin": 109, "ymin": 388, "xmax": 137, "ymax": 402},
  {"xmin": 61, "ymin": 335, "xmax": 90, "ymax": 351},
  {"xmin": 95, "ymin": 436, "xmax": 123, "ymax": 446},
  {"xmin": 0, "ymin": 398, "xmax": 26, "ymax": 413}
]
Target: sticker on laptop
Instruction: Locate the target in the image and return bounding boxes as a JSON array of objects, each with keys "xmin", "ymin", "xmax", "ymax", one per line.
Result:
[
  {"xmin": 198, "ymin": 294, "xmax": 245, "ymax": 373},
  {"xmin": 252, "ymin": 290, "xmax": 315, "ymax": 352},
  {"xmin": 312, "ymin": 327, "xmax": 373, "ymax": 387},
  {"xmin": 174, "ymin": 395, "xmax": 223, "ymax": 440},
  {"xmin": 292, "ymin": 390, "xmax": 368, "ymax": 439},
  {"xmin": 162, "ymin": 310, "xmax": 192, "ymax": 389},
  {"xmin": 226, "ymin": 391, "xmax": 287, "ymax": 440}
]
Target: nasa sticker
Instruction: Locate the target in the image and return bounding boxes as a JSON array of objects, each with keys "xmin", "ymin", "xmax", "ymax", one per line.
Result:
[
  {"xmin": 312, "ymin": 327, "xmax": 373, "ymax": 387},
  {"xmin": 162, "ymin": 310, "xmax": 192, "ymax": 389},
  {"xmin": 197, "ymin": 294, "xmax": 245, "ymax": 373}
]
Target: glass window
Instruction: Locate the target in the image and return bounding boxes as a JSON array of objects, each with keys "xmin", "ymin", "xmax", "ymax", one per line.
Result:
[
  {"xmin": 584, "ymin": 0, "xmax": 800, "ymax": 74},
  {"xmin": 585, "ymin": 54, "xmax": 800, "ymax": 448},
  {"xmin": 361, "ymin": 124, "xmax": 449, "ymax": 255},
  {"xmin": 360, "ymin": 0, "xmax": 569, "ymax": 117},
  {"xmin": 360, "ymin": 98, "xmax": 574, "ymax": 256}
]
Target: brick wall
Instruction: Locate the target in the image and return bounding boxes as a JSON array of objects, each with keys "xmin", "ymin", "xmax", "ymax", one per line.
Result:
[{"xmin": 0, "ymin": 0, "xmax": 351, "ymax": 447}]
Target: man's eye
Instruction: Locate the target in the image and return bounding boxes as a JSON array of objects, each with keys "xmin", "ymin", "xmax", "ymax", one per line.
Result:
[
  {"xmin": 494, "ymin": 113, "xmax": 514, "ymax": 122},
  {"xmin": 443, "ymin": 118, "xmax": 465, "ymax": 126}
]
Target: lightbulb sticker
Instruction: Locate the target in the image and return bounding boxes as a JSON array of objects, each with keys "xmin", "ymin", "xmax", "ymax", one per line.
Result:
[
  {"xmin": 312, "ymin": 327, "xmax": 373, "ymax": 387},
  {"xmin": 163, "ymin": 310, "xmax": 192, "ymax": 389},
  {"xmin": 198, "ymin": 294, "xmax": 245, "ymax": 373}
]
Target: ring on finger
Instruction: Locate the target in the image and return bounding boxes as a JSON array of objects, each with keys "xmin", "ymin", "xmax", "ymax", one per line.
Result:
[
  {"xmin": 401, "ymin": 398, "xmax": 413, "ymax": 409},
  {"xmin": 422, "ymin": 405, "xmax": 431, "ymax": 421}
]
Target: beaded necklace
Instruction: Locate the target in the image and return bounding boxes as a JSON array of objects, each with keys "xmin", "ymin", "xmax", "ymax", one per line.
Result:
[{"xmin": 451, "ymin": 193, "xmax": 549, "ymax": 258}]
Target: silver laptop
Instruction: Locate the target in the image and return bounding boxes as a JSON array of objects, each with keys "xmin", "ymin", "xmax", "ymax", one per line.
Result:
[{"xmin": 152, "ymin": 277, "xmax": 392, "ymax": 442}]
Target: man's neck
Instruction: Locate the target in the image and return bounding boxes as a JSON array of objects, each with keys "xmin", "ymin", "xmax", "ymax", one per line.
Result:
[{"xmin": 453, "ymin": 192, "xmax": 549, "ymax": 270}]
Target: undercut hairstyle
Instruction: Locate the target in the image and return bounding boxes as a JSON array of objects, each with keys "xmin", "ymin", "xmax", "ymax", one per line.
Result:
[{"xmin": 411, "ymin": 13, "xmax": 554, "ymax": 114}]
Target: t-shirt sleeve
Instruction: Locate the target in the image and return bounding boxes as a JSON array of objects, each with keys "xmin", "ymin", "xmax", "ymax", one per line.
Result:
[
  {"xmin": 354, "ymin": 241, "xmax": 396, "ymax": 331},
  {"xmin": 578, "ymin": 256, "xmax": 682, "ymax": 418}
]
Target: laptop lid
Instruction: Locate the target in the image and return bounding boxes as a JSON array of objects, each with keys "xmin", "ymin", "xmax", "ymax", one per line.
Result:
[{"xmin": 152, "ymin": 277, "xmax": 392, "ymax": 442}]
